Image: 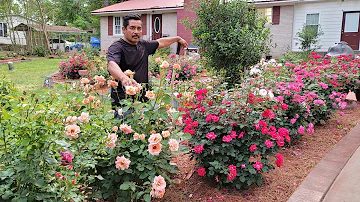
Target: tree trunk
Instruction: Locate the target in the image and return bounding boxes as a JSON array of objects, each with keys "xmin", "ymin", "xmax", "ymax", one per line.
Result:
[{"xmin": 35, "ymin": 0, "xmax": 52, "ymax": 54}]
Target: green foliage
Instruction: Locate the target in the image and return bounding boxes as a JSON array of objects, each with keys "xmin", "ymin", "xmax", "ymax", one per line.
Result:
[
  {"xmin": 0, "ymin": 62, "xmax": 187, "ymax": 201},
  {"xmin": 295, "ymin": 24, "xmax": 324, "ymax": 52},
  {"xmin": 191, "ymin": 0, "xmax": 271, "ymax": 86},
  {"xmin": 32, "ymin": 45, "xmax": 48, "ymax": 57}
]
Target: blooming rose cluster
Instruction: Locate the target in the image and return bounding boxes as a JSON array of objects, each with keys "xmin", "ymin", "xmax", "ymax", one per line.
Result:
[{"xmin": 150, "ymin": 175, "xmax": 166, "ymax": 198}]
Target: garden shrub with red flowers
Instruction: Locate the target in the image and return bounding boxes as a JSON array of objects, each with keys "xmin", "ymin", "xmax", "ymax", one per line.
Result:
[
  {"xmin": 178, "ymin": 53, "xmax": 359, "ymax": 189},
  {"xmin": 59, "ymin": 53, "xmax": 92, "ymax": 79}
]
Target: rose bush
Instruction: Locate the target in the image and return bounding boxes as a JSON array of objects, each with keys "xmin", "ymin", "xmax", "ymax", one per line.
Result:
[
  {"xmin": 177, "ymin": 53, "xmax": 359, "ymax": 189},
  {"xmin": 59, "ymin": 53, "xmax": 93, "ymax": 79},
  {"xmin": 0, "ymin": 64, "xmax": 187, "ymax": 201}
]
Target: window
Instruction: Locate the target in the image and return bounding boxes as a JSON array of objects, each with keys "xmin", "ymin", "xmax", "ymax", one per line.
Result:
[
  {"xmin": 306, "ymin": 13, "xmax": 320, "ymax": 33},
  {"xmin": 114, "ymin": 16, "xmax": 122, "ymax": 35},
  {"xmin": 258, "ymin": 8, "xmax": 272, "ymax": 23},
  {"xmin": 0, "ymin": 23, "xmax": 7, "ymax": 37}
]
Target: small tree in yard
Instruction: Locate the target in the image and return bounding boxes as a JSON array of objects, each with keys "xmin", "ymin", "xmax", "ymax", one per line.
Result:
[
  {"xmin": 295, "ymin": 23, "xmax": 324, "ymax": 52},
  {"xmin": 190, "ymin": 0, "xmax": 271, "ymax": 85}
]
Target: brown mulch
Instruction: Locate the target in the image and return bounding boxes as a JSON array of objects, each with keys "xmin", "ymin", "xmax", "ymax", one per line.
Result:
[{"xmin": 160, "ymin": 101, "xmax": 360, "ymax": 202}]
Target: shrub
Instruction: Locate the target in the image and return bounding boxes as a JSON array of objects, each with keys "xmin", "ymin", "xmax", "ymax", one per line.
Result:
[
  {"xmin": 190, "ymin": 0, "xmax": 271, "ymax": 86},
  {"xmin": 58, "ymin": 53, "xmax": 91, "ymax": 79},
  {"xmin": 295, "ymin": 23, "xmax": 324, "ymax": 52},
  {"xmin": 32, "ymin": 46, "xmax": 48, "ymax": 57},
  {"xmin": 0, "ymin": 60, "xmax": 188, "ymax": 201}
]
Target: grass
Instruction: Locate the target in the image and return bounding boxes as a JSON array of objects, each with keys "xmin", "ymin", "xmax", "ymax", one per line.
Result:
[{"xmin": 0, "ymin": 58, "xmax": 63, "ymax": 91}]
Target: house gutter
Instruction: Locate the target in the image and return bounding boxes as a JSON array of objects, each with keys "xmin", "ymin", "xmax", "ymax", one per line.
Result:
[
  {"xmin": 252, "ymin": 0, "xmax": 323, "ymax": 7},
  {"xmin": 91, "ymin": 7, "xmax": 183, "ymax": 16}
]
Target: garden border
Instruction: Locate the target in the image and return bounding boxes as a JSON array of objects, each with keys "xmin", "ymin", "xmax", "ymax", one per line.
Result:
[{"xmin": 288, "ymin": 122, "xmax": 360, "ymax": 202}]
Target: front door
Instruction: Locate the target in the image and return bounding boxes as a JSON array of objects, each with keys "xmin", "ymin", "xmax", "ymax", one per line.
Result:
[
  {"xmin": 341, "ymin": 11, "xmax": 360, "ymax": 50},
  {"xmin": 152, "ymin": 14, "xmax": 162, "ymax": 40}
]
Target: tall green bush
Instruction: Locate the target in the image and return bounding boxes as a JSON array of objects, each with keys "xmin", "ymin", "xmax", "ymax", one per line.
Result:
[
  {"xmin": 295, "ymin": 23, "xmax": 324, "ymax": 52},
  {"xmin": 190, "ymin": 0, "xmax": 271, "ymax": 85}
]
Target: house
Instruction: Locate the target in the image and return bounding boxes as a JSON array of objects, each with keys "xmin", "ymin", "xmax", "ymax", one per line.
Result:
[
  {"xmin": 0, "ymin": 15, "xmax": 31, "ymax": 47},
  {"xmin": 91, "ymin": 0, "xmax": 196, "ymax": 53},
  {"xmin": 93, "ymin": 0, "xmax": 360, "ymax": 58},
  {"xmin": 253, "ymin": 0, "xmax": 360, "ymax": 57}
]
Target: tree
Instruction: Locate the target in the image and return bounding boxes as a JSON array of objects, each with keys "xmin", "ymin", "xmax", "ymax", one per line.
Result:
[
  {"xmin": 190, "ymin": 0, "xmax": 271, "ymax": 85},
  {"xmin": 295, "ymin": 24, "xmax": 324, "ymax": 52}
]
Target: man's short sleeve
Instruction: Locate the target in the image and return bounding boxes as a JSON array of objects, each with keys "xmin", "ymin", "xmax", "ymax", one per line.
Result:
[
  {"xmin": 107, "ymin": 41, "xmax": 122, "ymax": 64},
  {"xmin": 144, "ymin": 40, "xmax": 159, "ymax": 55}
]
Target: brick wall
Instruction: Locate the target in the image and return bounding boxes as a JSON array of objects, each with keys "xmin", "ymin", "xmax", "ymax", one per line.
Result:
[
  {"xmin": 269, "ymin": 5, "xmax": 294, "ymax": 58},
  {"xmin": 177, "ymin": 0, "xmax": 197, "ymax": 54}
]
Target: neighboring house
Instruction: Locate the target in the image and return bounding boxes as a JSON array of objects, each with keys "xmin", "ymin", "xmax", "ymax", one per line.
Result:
[
  {"xmin": 0, "ymin": 15, "xmax": 30, "ymax": 46},
  {"xmin": 253, "ymin": 0, "xmax": 360, "ymax": 57},
  {"xmin": 91, "ymin": 0, "xmax": 196, "ymax": 53}
]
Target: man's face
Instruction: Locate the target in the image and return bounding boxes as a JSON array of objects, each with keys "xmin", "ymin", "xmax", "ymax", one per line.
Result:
[{"xmin": 122, "ymin": 20, "xmax": 142, "ymax": 45}]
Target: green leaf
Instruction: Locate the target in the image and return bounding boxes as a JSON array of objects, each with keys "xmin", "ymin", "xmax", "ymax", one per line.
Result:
[
  {"xmin": 143, "ymin": 194, "xmax": 151, "ymax": 202},
  {"xmin": 136, "ymin": 191, "xmax": 145, "ymax": 199},
  {"xmin": 240, "ymin": 176, "xmax": 246, "ymax": 182},
  {"xmin": 33, "ymin": 178, "xmax": 45, "ymax": 187},
  {"xmin": 55, "ymin": 140, "xmax": 71, "ymax": 148},
  {"xmin": 96, "ymin": 175, "xmax": 104, "ymax": 180},
  {"xmin": 249, "ymin": 168, "xmax": 257, "ymax": 174},
  {"xmin": 120, "ymin": 181, "xmax": 131, "ymax": 190}
]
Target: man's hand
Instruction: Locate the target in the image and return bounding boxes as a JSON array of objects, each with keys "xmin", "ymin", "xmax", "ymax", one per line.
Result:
[
  {"xmin": 179, "ymin": 38, "xmax": 188, "ymax": 49},
  {"xmin": 120, "ymin": 75, "xmax": 139, "ymax": 87}
]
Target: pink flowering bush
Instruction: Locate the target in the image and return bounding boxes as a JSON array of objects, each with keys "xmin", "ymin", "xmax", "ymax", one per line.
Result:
[
  {"xmin": 58, "ymin": 53, "xmax": 92, "ymax": 79},
  {"xmin": 176, "ymin": 52, "xmax": 359, "ymax": 189},
  {"xmin": 149, "ymin": 53, "xmax": 203, "ymax": 81},
  {"xmin": 178, "ymin": 86, "xmax": 286, "ymax": 189}
]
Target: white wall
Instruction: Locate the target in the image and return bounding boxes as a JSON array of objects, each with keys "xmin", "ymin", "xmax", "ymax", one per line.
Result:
[
  {"xmin": 0, "ymin": 16, "xmax": 27, "ymax": 45},
  {"xmin": 161, "ymin": 12, "xmax": 178, "ymax": 53},
  {"xmin": 292, "ymin": 0, "xmax": 360, "ymax": 52}
]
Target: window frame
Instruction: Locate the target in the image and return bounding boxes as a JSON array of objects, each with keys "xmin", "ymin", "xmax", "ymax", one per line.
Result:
[
  {"xmin": 0, "ymin": 23, "xmax": 5, "ymax": 37},
  {"xmin": 305, "ymin": 13, "xmax": 320, "ymax": 34},
  {"xmin": 113, "ymin": 16, "xmax": 123, "ymax": 36},
  {"xmin": 257, "ymin": 7, "xmax": 273, "ymax": 23}
]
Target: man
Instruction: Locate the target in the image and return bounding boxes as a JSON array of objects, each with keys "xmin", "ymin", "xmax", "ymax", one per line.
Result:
[{"xmin": 107, "ymin": 14, "xmax": 188, "ymax": 113}]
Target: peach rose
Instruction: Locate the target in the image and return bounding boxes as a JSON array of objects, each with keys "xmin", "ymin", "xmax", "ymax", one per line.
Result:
[
  {"xmin": 160, "ymin": 61, "xmax": 169, "ymax": 69},
  {"xmin": 168, "ymin": 139, "xmax": 179, "ymax": 152},
  {"xmin": 152, "ymin": 175, "xmax": 166, "ymax": 190},
  {"xmin": 125, "ymin": 86, "xmax": 137, "ymax": 95},
  {"xmin": 139, "ymin": 134, "xmax": 146, "ymax": 140},
  {"xmin": 115, "ymin": 156, "xmax": 131, "ymax": 170},
  {"xmin": 150, "ymin": 130, "xmax": 157, "ymax": 134},
  {"xmin": 94, "ymin": 75, "xmax": 106, "ymax": 86},
  {"xmin": 148, "ymin": 133, "xmax": 162, "ymax": 144},
  {"xmin": 65, "ymin": 116, "xmax": 77, "ymax": 123},
  {"xmin": 173, "ymin": 63, "xmax": 181, "ymax": 70},
  {"xmin": 155, "ymin": 57, "xmax": 162, "ymax": 63},
  {"xmin": 148, "ymin": 143, "xmax": 162, "ymax": 156},
  {"xmin": 112, "ymin": 126, "xmax": 118, "ymax": 131},
  {"xmin": 133, "ymin": 133, "xmax": 139, "ymax": 140},
  {"xmin": 161, "ymin": 130, "xmax": 170, "ymax": 138},
  {"xmin": 78, "ymin": 112, "xmax": 89, "ymax": 123},
  {"xmin": 83, "ymin": 98, "xmax": 90, "ymax": 104},
  {"xmin": 65, "ymin": 124, "xmax": 80, "ymax": 139},
  {"xmin": 106, "ymin": 133, "xmax": 117, "ymax": 148},
  {"xmin": 107, "ymin": 80, "xmax": 118, "ymax": 88},
  {"xmin": 120, "ymin": 124, "xmax": 133, "ymax": 134},
  {"xmin": 88, "ymin": 95, "xmax": 95, "ymax": 101},
  {"xmin": 124, "ymin": 70, "xmax": 135, "ymax": 79},
  {"xmin": 145, "ymin": 91, "xmax": 156, "ymax": 99},
  {"xmin": 150, "ymin": 188, "xmax": 165, "ymax": 198},
  {"xmin": 80, "ymin": 78, "xmax": 90, "ymax": 84}
]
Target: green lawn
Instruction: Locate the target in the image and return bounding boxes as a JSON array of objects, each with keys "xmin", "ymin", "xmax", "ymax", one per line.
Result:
[{"xmin": 0, "ymin": 58, "xmax": 63, "ymax": 91}]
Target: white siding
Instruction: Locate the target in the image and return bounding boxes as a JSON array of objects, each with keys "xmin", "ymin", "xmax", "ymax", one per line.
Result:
[
  {"xmin": 0, "ymin": 16, "xmax": 27, "ymax": 45},
  {"xmin": 292, "ymin": 0, "xmax": 360, "ymax": 52},
  {"xmin": 161, "ymin": 13, "xmax": 178, "ymax": 53}
]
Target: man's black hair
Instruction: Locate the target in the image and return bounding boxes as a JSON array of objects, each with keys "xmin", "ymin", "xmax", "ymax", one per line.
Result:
[{"xmin": 123, "ymin": 14, "xmax": 141, "ymax": 28}]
